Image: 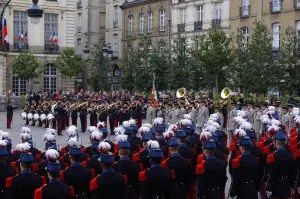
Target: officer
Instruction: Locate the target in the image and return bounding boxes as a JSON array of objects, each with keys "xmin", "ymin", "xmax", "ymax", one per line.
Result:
[
  {"xmin": 54, "ymin": 101, "xmax": 64, "ymax": 135},
  {"xmin": 79, "ymin": 104, "xmax": 88, "ymax": 132},
  {"xmin": 265, "ymin": 131, "xmax": 295, "ymax": 199},
  {"xmin": 112, "ymin": 140, "xmax": 140, "ymax": 199},
  {"xmin": 161, "ymin": 138, "xmax": 193, "ymax": 199},
  {"xmin": 71, "ymin": 105, "xmax": 78, "ymax": 126},
  {"xmin": 0, "ymin": 140, "xmax": 15, "ymax": 199},
  {"xmin": 196, "ymin": 139, "xmax": 227, "ymax": 199},
  {"xmin": 133, "ymin": 133, "xmax": 153, "ymax": 169},
  {"xmin": 139, "ymin": 149, "xmax": 173, "ymax": 199},
  {"xmin": 34, "ymin": 161, "xmax": 74, "ymax": 199},
  {"xmin": 90, "ymin": 153, "xmax": 127, "ymax": 198},
  {"xmin": 89, "ymin": 108, "xmax": 98, "ymax": 127},
  {"xmin": 226, "ymin": 102, "xmax": 237, "ymax": 143},
  {"xmin": 177, "ymin": 130, "xmax": 197, "ymax": 168},
  {"xmin": 230, "ymin": 137, "xmax": 260, "ymax": 199},
  {"xmin": 35, "ymin": 149, "xmax": 61, "ymax": 178},
  {"xmin": 197, "ymin": 100, "xmax": 209, "ymax": 133},
  {"xmin": 6, "ymin": 151, "xmax": 43, "ymax": 199},
  {"xmin": 60, "ymin": 139, "xmax": 93, "ymax": 198},
  {"xmin": 6, "ymin": 100, "xmax": 15, "ymax": 129}
]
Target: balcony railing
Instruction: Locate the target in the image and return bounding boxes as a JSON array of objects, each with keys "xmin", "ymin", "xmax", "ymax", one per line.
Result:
[
  {"xmin": 194, "ymin": 21, "xmax": 203, "ymax": 31},
  {"xmin": 212, "ymin": 19, "xmax": 221, "ymax": 28},
  {"xmin": 294, "ymin": 0, "xmax": 300, "ymax": 10},
  {"xmin": 239, "ymin": 5, "xmax": 250, "ymax": 17},
  {"xmin": 13, "ymin": 42, "xmax": 28, "ymax": 52},
  {"xmin": 270, "ymin": 1, "xmax": 282, "ymax": 13},
  {"xmin": 158, "ymin": 25, "xmax": 166, "ymax": 32},
  {"xmin": 44, "ymin": 43, "xmax": 59, "ymax": 54},
  {"xmin": 177, "ymin": 23, "xmax": 185, "ymax": 33}
]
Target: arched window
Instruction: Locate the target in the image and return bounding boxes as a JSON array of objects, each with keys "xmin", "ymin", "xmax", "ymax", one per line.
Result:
[
  {"xmin": 44, "ymin": 64, "xmax": 57, "ymax": 93},
  {"xmin": 113, "ymin": 33, "xmax": 119, "ymax": 52},
  {"xmin": 12, "ymin": 75, "xmax": 27, "ymax": 96}
]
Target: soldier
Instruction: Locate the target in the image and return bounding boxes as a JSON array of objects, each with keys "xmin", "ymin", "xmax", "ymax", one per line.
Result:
[
  {"xmin": 34, "ymin": 161, "xmax": 74, "ymax": 199},
  {"xmin": 164, "ymin": 103, "xmax": 172, "ymax": 125},
  {"xmin": 179, "ymin": 102, "xmax": 186, "ymax": 120},
  {"xmin": 253, "ymin": 104, "xmax": 262, "ymax": 140},
  {"xmin": 170, "ymin": 103, "xmax": 180, "ymax": 124},
  {"xmin": 227, "ymin": 102, "xmax": 237, "ymax": 144},
  {"xmin": 6, "ymin": 100, "xmax": 15, "ymax": 129},
  {"xmin": 190, "ymin": 102, "xmax": 198, "ymax": 124},
  {"xmin": 54, "ymin": 102, "xmax": 65, "ymax": 136},
  {"xmin": 214, "ymin": 106, "xmax": 224, "ymax": 129},
  {"xmin": 79, "ymin": 104, "xmax": 88, "ymax": 132},
  {"xmin": 139, "ymin": 149, "xmax": 173, "ymax": 199},
  {"xmin": 0, "ymin": 140, "xmax": 16, "ymax": 199},
  {"xmin": 288, "ymin": 104, "xmax": 295, "ymax": 135},
  {"xmin": 6, "ymin": 152, "xmax": 43, "ymax": 199},
  {"xmin": 146, "ymin": 102, "xmax": 156, "ymax": 124},
  {"xmin": 133, "ymin": 133, "xmax": 153, "ymax": 170},
  {"xmin": 112, "ymin": 140, "xmax": 140, "ymax": 199},
  {"xmin": 265, "ymin": 131, "xmax": 295, "ymax": 199},
  {"xmin": 90, "ymin": 153, "xmax": 127, "ymax": 198},
  {"xmin": 71, "ymin": 105, "xmax": 78, "ymax": 126},
  {"xmin": 161, "ymin": 138, "xmax": 193, "ymax": 199},
  {"xmin": 89, "ymin": 108, "xmax": 98, "ymax": 127},
  {"xmin": 196, "ymin": 140, "xmax": 227, "ymax": 199},
  {"xmin": 60, "ymin": 139, "xmax": 93, "ymax": 198},
  {"xmin": 197, "ymin": 100, "xmax": 209, "ymax": 133},
  {"xmin": 281, "ymin": 107, "xmax": 290, "ymax": 134},
  {"xmin": 230, "ymin": 137, "xmax": 260, "ymax": 199}
]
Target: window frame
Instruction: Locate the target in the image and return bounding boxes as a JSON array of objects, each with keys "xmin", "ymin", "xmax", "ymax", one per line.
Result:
[
  {"xmin": 215, "ymin": 3, "xmax": 222, "ymax": 20},
  {"xmin": 12, "ymin": 75, "xmax": 27, "ymax": 97},
  {"xmin": 147, "ymin": 11, "xmax": 153, "ymax": 33},
  {"xmin": 44, "ymin": 13, "xmax": 59, "ymax": 51},
  {"xmin": 138, "ymin": 13, "xmax": 144, "ymax": 34},
  {"xmin": 128, "ymin": 15, "xmax": 133, "ymax": 35},
  {"xmin": 113, "ymin": 5, "xmax": 119, "ymax": 28},
  {"xmin": 13, "ymin": 11, "xmax": 28, "ymax": 49},
  {"xmin": 271, "ymin": 0, "xmax": 281, "ymax": 12},
  {"xmin": 196, "ymin": 5, "xmax": 203, "ymax": 22},
  {"xmin": 272, "ymin": 22, "xmax": 281, "ymax": 50},
  {"xmin": 159, "ymin": 9, "xmax": 166, "ymax": 31},
  {"xmin": 43, "ymin": 64, "xmax": 57, "ymax": 93},
  {"xmin": 179, "ymin": 8, "xmax": 185, "ymax": 24},
  {"xmin": 77, "ymin": 13, "xmax": 82, "ymax": 33}
]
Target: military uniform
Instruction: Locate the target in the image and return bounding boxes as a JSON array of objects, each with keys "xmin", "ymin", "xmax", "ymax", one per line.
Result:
[
  {"xmin": 71, "ymin": 109, "xmax": 78, "ymax": 126},
  {"xmin": 34, "ymin": 179, "xmax": 74, "ymax": 199},
  {"xmin": 79, "ymin": 108, "xmax": 88, "ymax": 132},
  {"xmin": 197, "ymin": 106, "xmax": 209, "ymax": 132},
  {"xmin": 146, "ymin": 105, "xmax": 156, "ymax": 124},
  {"xmin": 170, "ymin": 107, "xmax": 180, "ymax": 124}
]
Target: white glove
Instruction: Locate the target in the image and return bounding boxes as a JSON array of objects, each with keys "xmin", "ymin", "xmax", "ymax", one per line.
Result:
[{"xmin": 266, "ymin": 191, "xmax": 272, "ymax": 198}]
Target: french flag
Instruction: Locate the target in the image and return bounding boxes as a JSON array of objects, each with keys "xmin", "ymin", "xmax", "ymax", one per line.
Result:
[
  {"xmin": 18, "ymin": 30, "xmax": 24, "ymax": 42},
  {"xmin": 2, "ymin": 17, "xmax": 8, "ymax": 44},
  {"xmin": 53, "ymin": 32, "xmax": 58, "ymax": 44},
  {"xmin": 49, "ymin": 32, "xmax": 54, "ymax": 43}
]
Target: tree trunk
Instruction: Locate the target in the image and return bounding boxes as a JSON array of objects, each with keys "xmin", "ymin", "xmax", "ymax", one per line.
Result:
[{"xmin": 215, "ymin": 75, "xmax": 219, "ymax": 93}]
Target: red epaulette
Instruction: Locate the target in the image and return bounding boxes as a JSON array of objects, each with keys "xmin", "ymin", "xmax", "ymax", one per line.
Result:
[
  {"xmin": 290, "ymin": 128, "xmax": 297, "ymax": 137},
  {"xmin": 266, "ymin": 153, "xmax": 275, "ymax": 164},
  {"xmin": 69, "ymin": 186, "xmax": 75, "ymax": 197},
  {"xmin": 195, "ymin": 161, "xmax": 205, "ymax": 175},
  {"xmin": 35, "ymin": 153, "xmax": 41, "ymax": 160},
  {"xmin": 196, "ymin": 154, "xmax": 205, "ymax": 164},
  {"xmin": 259, "ymin": 136, "xmax": 267, "ymax": 143},
  {"xmin": 229, "ymin": 141, "xmax": 236, "ymax": 152},
  {"xmin": 34, "ymin": 185, "xmax": 45, "ymax": 199},
  {"xmin": 161, "ymin": 158, "xmax": 169, "ymax": 168},
  {"xmin": 263, "ymin": 145, "xmax": 271, "ymax": 155},
  {"xmin": 232, "ymin": 157, "xmax": 240, "ymax": 169},
  {"xmin": 5, "ymin": 176, "xmax": 14, "ymax": 188},
  {"xmin": 139, "ymin": 169, "xmax": 149, "ymax": 182},
  {"xmin": 290, "ymin": 144, "xmax": 298, "ymax": 153},
  {"xmin": 60, "ymin": 147, "xmax": 67, "ymax": 155},
  {"xmin": 133, "ymin": 152, "xmax": 140, "ymax": 162},
  {"xmin": 10, "ymin": 161, "xmax": 19, "ymax": 174},
  {"xmin": 290, "ymin": 137, "xmax": 298, "ymax": 146},
  {"xmin": 90, "ymin": 177, "xmax": 98, "ymax": 192},
  {"xmin": 257, "ymin": 141, "xmax": 264, "ymax": 151},
  {"xmin": 41, "ymin": 176, "xmax": 47, "ymax": 185},
  {"xmin": 114, "ymin": 145, "xmax": 119, "ymax": 153}
]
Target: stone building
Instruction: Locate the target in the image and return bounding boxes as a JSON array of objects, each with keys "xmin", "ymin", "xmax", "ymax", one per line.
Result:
[
  {"xmin": 171, "ymin": 0, "xmax": 230, "ymax": 42},
  {"xmin": 121, "ymin": 0, "xmax": 171, "ymax": 52},
  {"xmin": 0, "ymin": 0, "xmax": 76, "ymax": 96},
  {"xmin": 230, "ymin": 0, "xmax": 300, "ymax": 49}
]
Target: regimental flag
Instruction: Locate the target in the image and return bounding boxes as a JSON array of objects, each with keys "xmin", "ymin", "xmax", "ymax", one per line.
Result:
[
  {"xmin": 150, "ymin": 74, "xmax": 159, "ymax": 107},
  {"xmin": 2, "ymin": 17, "xmax": 8, "ymax": 45}
]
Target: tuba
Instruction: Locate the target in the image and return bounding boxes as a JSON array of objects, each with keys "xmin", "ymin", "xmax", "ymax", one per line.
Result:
[
  {"xmin": 176, "ymin": 88, "xmax": 189, "ymax": 105},
  {"xmin": 221, "ymin": 87, "xmax": 231, "ymax": 99}
]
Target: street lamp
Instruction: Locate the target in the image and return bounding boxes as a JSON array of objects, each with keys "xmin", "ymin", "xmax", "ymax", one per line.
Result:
[{"xmin": 0, "ymin": 0, "xmax": 43, "ymax": 50}]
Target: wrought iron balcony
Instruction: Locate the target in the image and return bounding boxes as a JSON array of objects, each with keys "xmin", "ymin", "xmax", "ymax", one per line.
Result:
[
  {"xmin": 13, "ymin": 42, "xmax": 28, "ymax": 52},
  {"xmin": 212, "ymin": 19, "xmax": 221, "ymax": 28},
  {"xmin": 177, "ymin": 23, "xmax": 185, "ymax": 33},
  {"xmin": 194, "ymin": 21, "xmax": 202, "ymax": 31},
  {"xmin": 44, "ymin": 43, "xmax": 59, "ymax": 54},
  {"xmin": 239, "ymin": 5, "xmax": 250, "ymax": 18}
]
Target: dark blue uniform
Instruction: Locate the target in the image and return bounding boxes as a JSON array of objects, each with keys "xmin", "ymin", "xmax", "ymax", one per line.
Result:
[
  {"xmin": 230, "ymin": 152, "xmax": 260, "ymax": 199},
  {"xmin": 90, "ymin": 168, "xmax": 126, "ymax": 199},
  {"xmin": 34, "ymin": 179, "xmax": 74, "ymax": 199},
  {"xmin": 112, "ymin": 156, "xmax": 140, "ymax": 199},
  {"xmin": 0, "ymin": 162, "xmax": 15, "ymax": 198},
  {"xmin": 196, "ymin": 156, "xmax": 227, "ymax": 199}
]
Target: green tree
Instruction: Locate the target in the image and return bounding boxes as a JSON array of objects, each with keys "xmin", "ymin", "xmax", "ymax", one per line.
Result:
[
  {"xmin": 57, "ymin": 47, "xmax": 85, "ymax": 78},
  {"xmin": 195, "ymin": 28, "xmax": 234, "ymax": 92},
  {"xmin": 149, "ymin": 42, "xmax": 170, "ymax": 91},
  {"xmin": 169, "ymin": 35, "xmax": 190, "ymax": 90},
  {"xmin": 13, "ymin": 51, "xmax": 40, "ymax": 79},
  {"xmin": 245, "ymin": 21, "xmax": 275, "ymax": 93},
  {"xmin": 278, "ymin": 26, "xmax": 300, "ymax": 94}
]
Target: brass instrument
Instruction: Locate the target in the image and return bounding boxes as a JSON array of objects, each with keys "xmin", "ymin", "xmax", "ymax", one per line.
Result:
[
  {"xmin": 221, "ymin": 87, "xmax": 231, "ymax": 99},
  {"xmin": 176, "ymin": 88, "xmax": 190, "ymax": 105}
]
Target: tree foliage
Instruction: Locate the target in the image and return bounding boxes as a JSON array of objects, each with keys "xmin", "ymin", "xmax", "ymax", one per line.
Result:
[
  {"xmin": 13, "ymin": 51, "xmax": 40, "ymax": 79},
  {"xmin": 57, "ymin": 47, "xmax": 85, "ymax": 78}
]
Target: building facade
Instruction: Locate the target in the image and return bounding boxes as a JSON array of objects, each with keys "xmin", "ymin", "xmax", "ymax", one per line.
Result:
[
  {"xmin": 230, "ymin": 0, "xmax": 300, "ymax": 49},
  {"xmin": 121, "ymin": 0, "xmax": 171, "ymax": 52},
  {"xmin": 171, "ymin": 0, "xmax": 230, "ymax": 42},
  {"xmin": 75, "ymin": 0, "xmax": 106, "ymax": 90},
  {"xmin": 0, "ymin": 0, "xmax": 76, "ymax": 96},
  {"xmin": 105, "ymin": 0, "xmax": 123, "ymax": 91}
]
